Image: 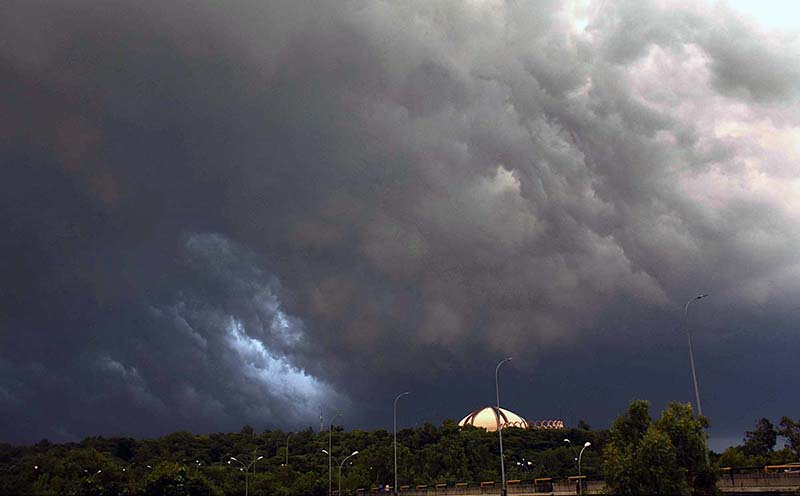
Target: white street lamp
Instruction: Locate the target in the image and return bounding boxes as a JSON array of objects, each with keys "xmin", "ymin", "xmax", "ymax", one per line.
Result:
[
  {"xmin": 578, "ymin": 442, "xmax": 591, "ymax": 494},
  {"xmin": 83, "ymin": 469, "xmax": 102, "ymax": 485},
  {"xmin": 515, "ymin": 460, "xmax": 532, "ymax": 472},
  {"xmin": 327, "ymin": 412, "xmax": 343, "ymax": 496},
  {"xmin": 339, "ymin": 451, "xmax": 359, "ymax": 496},
  {"xmin": 495, "ymin": 357, "xmax": 512, "ymax": 496},
  {"xmin": 684, "ymin": 294, "xmax": 708, "ymax": 416},
  {"xmin": 394, "ymin": 391, "xmax": 410, "ymax": 496},
  {"xmin": 228, "ymin": 455, "xmax": 263, "ymax": 496}
]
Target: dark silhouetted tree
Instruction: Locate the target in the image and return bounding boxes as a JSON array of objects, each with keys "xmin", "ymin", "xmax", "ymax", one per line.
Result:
[
  {"xmin": 778, "ymin": 416, "xmax": 800, "ymax": 458},
  {"xmin": 602, "ymin": 400, "xmax": 716, "ymax": 496},
  {"xmin": 742, "ymin": 418, "xmax": 777, "ymax": 457}
]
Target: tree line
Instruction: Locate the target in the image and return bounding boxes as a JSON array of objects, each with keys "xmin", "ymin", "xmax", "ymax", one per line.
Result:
[
  {"xmin": 0, "ymin": 421, "xmax": 602, "ymax": 496},
  {"xmin": 0, "ymin": 406, "xmax": 797, "ymax": 495}
]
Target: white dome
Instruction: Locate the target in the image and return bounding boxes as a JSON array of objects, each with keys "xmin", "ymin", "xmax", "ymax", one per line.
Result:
[{"xmin": 458, "ymin": 406, "xmax": 528, "ymax": 431}]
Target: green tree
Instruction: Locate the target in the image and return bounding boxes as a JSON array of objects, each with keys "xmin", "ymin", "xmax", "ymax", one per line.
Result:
[
  {"xmin": 742, "ymin": 418, "xmax": 777, "ymax": 457},
  {"xmin": 778, "ymin": 416, "xmax": 800, "ymax": 458},
  {"xmin": 611, "ymin": 400, "xmax": 652, "ymax": 447},
  {"xmin": 142, "ymin": 462, "xmax": 221, "ymax": 496},
  {"xmin": 602, "ymin": 400, "xmax": 717, "ymax": 496},
  {"xmin": 655, "ymin": 403, "xmax": 717, "ymax": 496}
]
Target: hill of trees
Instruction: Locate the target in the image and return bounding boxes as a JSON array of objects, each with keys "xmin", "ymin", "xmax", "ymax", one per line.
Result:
[
  {"xmin": 0, "ymin": 421, "xmax": 603, "ymax": 496},
  {"xmin": 1, "ymin": 408, "xmax": 797, "ymax": 496}
]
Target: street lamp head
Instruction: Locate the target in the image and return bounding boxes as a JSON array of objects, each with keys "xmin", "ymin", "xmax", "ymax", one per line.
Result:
[
  {"xmin": 351, "ymin": 451, "xmax": 359, "ymax": 456},
  {"xmin": 322, "ymin": 449, "xmax": 329, "ymax": 455},
  {"xmin": 696, "ymin": 294, "xmax": 709, "ymax": 300},
  {"xmin": 563, "ymin": 438, "xmax": 570, "ymax": 443},
  {"xmin": 584, "ymin": 442, "xmax": 591, "ymax": 447},
  {"xmin": 257, "ymin": 456, "xmax": 264, "ymax": 461},
  {"xmin": 230, "ymin": 457, "xmax": 239, "ymax": 462}
]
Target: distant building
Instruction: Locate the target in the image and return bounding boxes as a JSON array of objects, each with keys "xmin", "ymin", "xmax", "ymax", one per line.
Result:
[{"xmin": 458, "ymin": 406, "xmax": 563, "ymax": 431}]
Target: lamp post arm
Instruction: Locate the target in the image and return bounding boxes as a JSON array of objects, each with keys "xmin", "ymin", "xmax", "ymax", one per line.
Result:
[
  {"xmin": 683, "ymin": 294, "xmax": 707, "ymax": 417},
  {"xmin": 564, "ymin": 439, "xmax": 579, "ymax": 462},
  {"xmin": 578, "ymin": 445, "xmax": 590, "ymax": 495},
  {"xmin": 339, "ymin": 453, "xmax": 358, "ymax": 496},
  {"xmin": 495, "ymin": 357, "xmax": 512, "ymax": 496}
]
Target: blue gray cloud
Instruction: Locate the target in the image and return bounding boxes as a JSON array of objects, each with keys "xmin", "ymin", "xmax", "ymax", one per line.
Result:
[{"xmin": 1, "ymin": 0, "xmax": 798, "ymax": 445}]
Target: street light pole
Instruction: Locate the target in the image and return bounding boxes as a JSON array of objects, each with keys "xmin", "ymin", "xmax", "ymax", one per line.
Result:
[
  {"xmin": 394, "ymin": 391, "xmax": 410, "ymax": 496},
  {"xmin": 228, "ymin": 458, "xmax": 247, "ymax": 496},
  {"xmin": 496, "ymin": 357, "xmax": 512, "ymax": 496},
  {"xmin": 684, "ymin": 294, "xmax": 708, "ymax": 417},
  {"xmin": 578, "ymin": 442, "xmax": 591, "ymax": 494},
  {"xmin": 229, "ymin": 455, "xmax": 263, "ymax": 496},
  {"xmin": 285, "ymin": 432, "xmax": 294, "ymax": 466},
  {"xmin": 339, "ymin": 451, "xmax": 359, "ymax": 496},
  {"xmin": 328, "ymin": 412, "xmax": 343, "ymax": 496}
]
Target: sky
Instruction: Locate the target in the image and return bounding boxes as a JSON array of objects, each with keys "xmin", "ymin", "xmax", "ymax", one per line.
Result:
[{"xmin": 1, "ymin": 0, "xmax": 798, "ymax": 452}]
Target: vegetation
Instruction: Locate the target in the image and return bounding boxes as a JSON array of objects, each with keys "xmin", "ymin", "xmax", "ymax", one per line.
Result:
[
  {"xmin": 716, "ymin": 416, "xmax": 800, "ymax": 468},
  {"xmin": 0, "ymin": 422, "xmax": 602, "ymax": 496},
  {"xmin": 602, "ymin": 401, "xmax": 716, "ymax": 496},
  {"xmin": 2, "ymin": 409, "xmax": 797, "ymax": 495}
]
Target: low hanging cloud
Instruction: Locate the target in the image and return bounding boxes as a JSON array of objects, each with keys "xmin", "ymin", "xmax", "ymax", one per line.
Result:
[{"xmin": 1, "ymin": 0, "xmax": 799, "ymax": 442}]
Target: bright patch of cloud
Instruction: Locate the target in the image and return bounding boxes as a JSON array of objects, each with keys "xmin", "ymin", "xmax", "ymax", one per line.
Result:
[{"xmin": 226, "ymin": 318, "xmax": 332, "ymax": 406}]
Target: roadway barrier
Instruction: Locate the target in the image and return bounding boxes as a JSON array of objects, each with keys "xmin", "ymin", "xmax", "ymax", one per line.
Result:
[
  {"xmin": 718, "ymin": 471, "xmax": 800, "ymax": 492},
  {"xmin": 376, "ymin": 472, "xmax": 800, "ymax": 495}
]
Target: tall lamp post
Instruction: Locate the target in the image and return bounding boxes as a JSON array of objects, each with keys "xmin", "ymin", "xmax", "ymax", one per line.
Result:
[
  {"xmin": 496, "ymin": 357, "xmax": 512, "ymax": 496},
  {"xmin": 322, "ymin": 450, "xmax": 359, "ymax": 496},
  {"xmin": 285, "ymin": 432, "xmax": 294, "ymax": 466},
  {"xmin": 339, "ymin": 451, "xmax": 359, "ymax": 496},
  {"xmin": 228, "ymin": 455, "xmax": 263, "ymax": 496},
  {"xmin": 394, "ymin": 391, "xmax": 410, "ymax": 496},
  {"xmin": 684, "ymin": 294, "xmax": 708, "ymax": 416},
  {"xmin": 578, "ymin": 442, "xmax": 591, "ymax": 494},
  {"xmin": 327, "ymin": 412, "xmax": 343, "ymax": 496}
]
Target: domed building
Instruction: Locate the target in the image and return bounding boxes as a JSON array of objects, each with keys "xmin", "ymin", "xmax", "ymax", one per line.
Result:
[{"xmin": 458, "ymin": 406, "xmax": 529, "ymax": 432}]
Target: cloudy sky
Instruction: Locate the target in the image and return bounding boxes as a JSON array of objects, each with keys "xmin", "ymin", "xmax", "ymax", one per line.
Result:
[{"xmin": 1, "ymin": 0, "xmax": 798, "ymax": 450}]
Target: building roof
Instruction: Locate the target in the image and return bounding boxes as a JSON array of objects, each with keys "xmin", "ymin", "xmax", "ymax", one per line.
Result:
[{"xmin": 458, "ymin": 406, "xmax": 529, "ymax": 431}]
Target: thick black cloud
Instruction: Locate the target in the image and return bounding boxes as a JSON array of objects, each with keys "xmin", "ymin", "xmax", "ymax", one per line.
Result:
[{"xmin": 1, "ymin": 0, "xmax": 799, "ymax": 447}]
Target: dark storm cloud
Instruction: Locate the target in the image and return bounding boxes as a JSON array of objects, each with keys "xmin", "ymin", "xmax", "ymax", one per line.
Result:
[{"xmin": 1, "ymin": 0, "xmax": 799, "ymax": 444}]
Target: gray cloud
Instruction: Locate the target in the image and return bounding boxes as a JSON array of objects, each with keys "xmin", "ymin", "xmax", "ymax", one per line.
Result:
[{"xmin": 1, "ymin": 0, "xmax": 799, "ymax": 444}]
